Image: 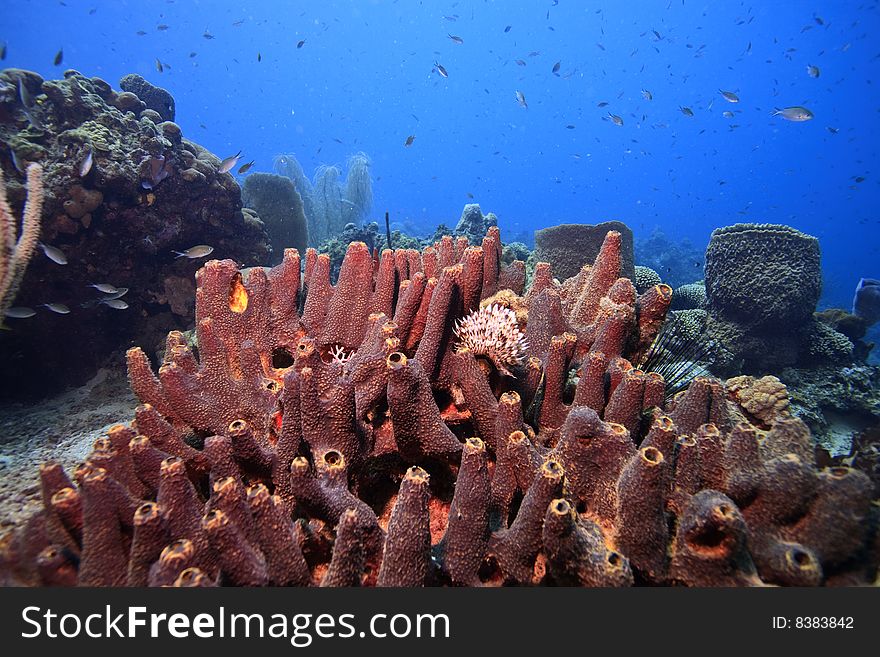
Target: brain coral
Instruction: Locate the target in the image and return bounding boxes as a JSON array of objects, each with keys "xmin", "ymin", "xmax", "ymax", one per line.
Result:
[
  {"xmin": 704, "ymin": 223, "xmax": 820, "ymax": 331},
  {"xmin": 671, "ymin": 281, "xmax": 707, "ymax": 311},
  {"xmin": 634, "ymin": 265, "xmax": 661, "ymax": 294}
]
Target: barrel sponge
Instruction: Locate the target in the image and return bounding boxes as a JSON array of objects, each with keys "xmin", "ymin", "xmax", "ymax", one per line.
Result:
[
  {"xmin": 634, "ymin": 265, "xmax": 661, "ymax": 294},
  {"xmin": 671, "ymin": 281, "xmax": 707, "ymax": 311},
  {"xmin": 704, "ymin": 223, "xmax": 820, "ymax": 330},
  {"xmin": 241, "ymin": 173, "xmax": 309, "ymax": 264},
  {"xmin": 535, "ymin": 221, "xmax": 634, "ymax": 282}
]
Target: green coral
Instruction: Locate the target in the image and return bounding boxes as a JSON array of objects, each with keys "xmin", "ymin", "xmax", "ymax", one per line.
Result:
[
  {"xmin": 671, "ymin": 281, "xmax": 707, "ymax": 311},
  {"xmin": 634, "ymin": 265, "xmax": 661, "ymax": 293}
]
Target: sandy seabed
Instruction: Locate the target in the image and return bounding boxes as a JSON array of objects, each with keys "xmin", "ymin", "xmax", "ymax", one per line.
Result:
[{"xmin": 0, "ymin": 366, "xmax": 136, "ymax": 535}]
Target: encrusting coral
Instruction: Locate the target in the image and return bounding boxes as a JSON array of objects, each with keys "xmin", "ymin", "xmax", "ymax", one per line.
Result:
[{"xmin": 1, "ymin": 227, "xmax": 877, "ymax": 587}]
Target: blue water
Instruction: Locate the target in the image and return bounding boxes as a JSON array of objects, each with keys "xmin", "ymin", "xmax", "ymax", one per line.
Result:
[{"xmin": 2, "ymin": 0, "xmax": 878, "ymax": 315}]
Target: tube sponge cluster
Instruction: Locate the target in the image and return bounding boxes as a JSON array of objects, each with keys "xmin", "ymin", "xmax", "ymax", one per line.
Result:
[{"xmin": 1, "ymin": 228, "xmax": 876, "ymax": 587}]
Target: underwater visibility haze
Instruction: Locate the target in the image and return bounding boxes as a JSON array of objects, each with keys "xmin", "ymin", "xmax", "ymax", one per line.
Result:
[{"xmin": 0, "ymin": 0, "xmax": 879, "ymax": 588}]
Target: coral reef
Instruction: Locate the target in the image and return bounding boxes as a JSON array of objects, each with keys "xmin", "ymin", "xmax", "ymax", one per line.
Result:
[
  {"xmin": 0, "ymin": 68, "xmax": 269, "ymax": 397},
  {"xmin": 535, "ymin": 220, "xmax": 634, "ymax": 282},
  {"xmin": 634, "ymin": 229, "xmax": 704, "ymax": 290},
  {"xmin": 118, "ymin": 74, "xmax": 175, "ymax": 122},
  {"xmin": 780, "ymin": 364, "xmax": 880, "ymax": 455},
  {"xmin": 634, "ymin": 265, "xmax": 661, "ymax": 294},
  {"xmin": 241, "ymin": 173, "xmax": 309, "ymax": 263},
  {"xmin": 2, "ymin": 228, "xmax": 876, "ymax": 587},
  {"xmin": 671, "ymin": 281, "xmax": 706, "ymax": 311},
  {"xmin": 453, "ymin": 204, "xmax": 498, "ymax": 245}
]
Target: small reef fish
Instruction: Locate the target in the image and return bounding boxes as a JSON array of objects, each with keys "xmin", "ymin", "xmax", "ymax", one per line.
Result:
[
  {"xmin": 806, "ymin": 65, "xmax": 820, "ymax": 78},
  {"xmin": 722, "ymin": 110, "xmax": 735, "ymax": 118},
  {"xmin": 826, "ymin": 126, "xmax": 839, "ymax": 134},
  {"xmin": 155, "ymin": 58, "xmax": 164, "ymax": 73},
  {"xmin": 202, "ymin": 30, "xmax": 215, "ymax": 40},
  {"xmin": 853, "ymin": 278, "xmax": 880, "ymax": 326},
  {"xmin": 552, "ymin": 61, "xmax": 561, "ymax": 75},
  {"xmin": 257, "ymin": 52, "xmax": 261, "ymax": 62},
  {"xmin": 237, "ymin": 160, "xmax": 255, "ymax": 174},
  {"xmin": 174, "ymin": 245, "xmax": 214, "ymax": 259},
  {"xmin": 404, "ymin": 135, "xmax": 415, "ymax": 147},
  {"xmin": 103, "ymin": 287, "xmax": 129, "ymax": 300},
  {"xmin": 297, "ymin": 40, "xmax": 306, "ymax": 49},
  {"xmin": 157, "ymin": 24, "xmax": 170, "ymax": 31},
  {"xmin": 448, "ymin": 34, "xmax": 463, "ymax": 44},
  {"xmin": 719, "ymin": 89, "xmax": 740, "ymax": 103},
  {"xmin": 79, "ymin": 148, "xmax": 93, "ymax": 177},
  {"xmin": 504, "ymin": 25, "xmax": 511, "ymax": 33},
  {"xmin": 102, "ymin": 299, "xmax": 129, "ymax": 310},
  {"xmin": 142, "ymin": 154, "xmax": 172, "ymax": 189},
  {"xmin": 53, "ymin": 48, "xmax": 63, "ymax": 66},
  {"xmin": 434, "ymin": 62, "xmax": 448, "ymax": 78},
  {"xmin": 41, "ymin": 303, "xmax": 70, "ymax": 314},
  {"xmin": 218, "ymin": 150, "xmax": 242, "ymax": 173},
  {"xmin": 39, "ymin": 242, "xmax": 68, "ymax": 265},
  {"xmin": 641, "ymin": 89, "xmax": 653, "ymax": 100},
  {"xmin": 597, "ymin": 101, "xmax": 609, "ymax": 107},
  {"xmin": 772, "ymin": 106, "xmax": 813, "ymax": 121},
  {"xmin": 4, "ymin": 307, "xmax": 36, "ymax": 319},
  {"xmin": 515, "ymin": 90, "xmax": 527, "ymax": 108},
  {"xmin": 89, "ymin": 283, "xmax": 119, "ymax": 294},
  {"xmin": 18, "ymin": 78, "xmax": 43, "ymax": 129},
  {"xmin": 608, "ymin": 112, "xmax": 623, "ymax": 126},
  {"xmin": 679, "ymin": 106, "xmax": 694, "ymax": 116}
]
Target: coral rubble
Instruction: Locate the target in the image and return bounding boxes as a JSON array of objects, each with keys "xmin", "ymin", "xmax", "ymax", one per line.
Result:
[{"xmin": 1, "ymin": 227, "xmax": 876, "ymax": 587}]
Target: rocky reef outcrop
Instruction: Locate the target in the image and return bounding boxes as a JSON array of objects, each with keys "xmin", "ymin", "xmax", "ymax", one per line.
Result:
[
  {"xmin": 0, "ymin": 68, "xmax": 270, "ymax": 397},
  {"xmin": 241, "ymin": 173, "xmax": 309, "ymax": 264},
  {"xmin": 2, "ymin": 227, "xmax": 875, "ymax": 587}
]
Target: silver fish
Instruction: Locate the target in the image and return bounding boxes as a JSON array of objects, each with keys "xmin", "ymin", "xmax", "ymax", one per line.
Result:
[
  {"xmin": 806, "ymin": 65, "xmax": 820, "ymax": 78},
  {"xmin": 102, "ymin": 299, "xmax": 129, "ymax": 310},
  {"xmin": 515, "ymin": 90, "xmax": 528, "ymax": 108},
  {"xmin": 174, "ymin": 245, "xmax": 214, "ymax": 259},
  {"xmin": 4, "ymin": 307, "xmax": 36, "ymax": 318},
  {"xmin": 679, "ymin": 106, "xmax": 694, "ymax": 117},
  {"xmin": 41, "ymin": 303, "xmax": 70, "ymax": 314},
  {"xmin": 719, "ymin": 89, "xmax": 740, "ymax": 103},
  {"xmin": 641, "ymin": 89, "xmax": 653, "ymax": 100},
  {"xmin": 434, "ymin": 62, "xmax": 448, "ymax": 78},
  {"xmin": 89, "ymin": 283, "xmax": 119, "ymax": 294},
  {"xmin": 18, "ymin": 77, "xmax": 44, "ymax": 129},
  {"xmin": 39, "ymin": 242, "xmax": 68, "ymax": 265},
  {"xmin": 79, "ymin": 148, "xmax": 93, "ymax": 177},
  {"xmin": 722, "ymin": 110, "xmax": 735, "ymax": 118},
  {"xmin": 103, "ymin": 287, "xmax": 129, "ymax": 300},
  {"xmin": 218, "ymin": 150, "xmax": 242, "ymax": 174},
  {"xmin": 608, "ymin": 112, "xmax": 623, "ymax": 126},
  {"xmin": 772, "ymin": 106, "xmax": 814, "ymax": 121}
]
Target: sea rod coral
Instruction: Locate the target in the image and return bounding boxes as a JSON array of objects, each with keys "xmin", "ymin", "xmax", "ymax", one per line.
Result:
[{"xmin": 1, "ymin": 228, "xmax": 876, "ymax": 587}]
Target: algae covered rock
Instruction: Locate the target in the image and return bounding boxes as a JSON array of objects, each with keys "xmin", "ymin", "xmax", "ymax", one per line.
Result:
[
  {"xmin": 454, "ymin": 203, "xmax": 497, "ymax": 245},
  {"xmin": 242, "ymin": 173, "xmax": 309, "ymax": 263},
  {"xmin": 535, "ymin": 220, "xmax": 634, "ymax": 282},
  {"xmin": 0, "ymin": 68, "xmax": 269, "ymax": 398},
  {"xmin": 705, "ymin": 223, "xmax": 820, "ymax": 330},
  {"xmin": 118, "ymin": 74, "xmax": 175, "ymax": 121}
]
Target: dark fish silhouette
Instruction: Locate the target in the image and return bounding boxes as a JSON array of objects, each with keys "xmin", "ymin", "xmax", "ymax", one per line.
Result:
[
  {"xmin": 53, "ymin": 48, "xmax": 63, "ymax": 65},
  {"xmin": 853, "ymin": 278, "xmax": 880, "ymax": 325}
]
